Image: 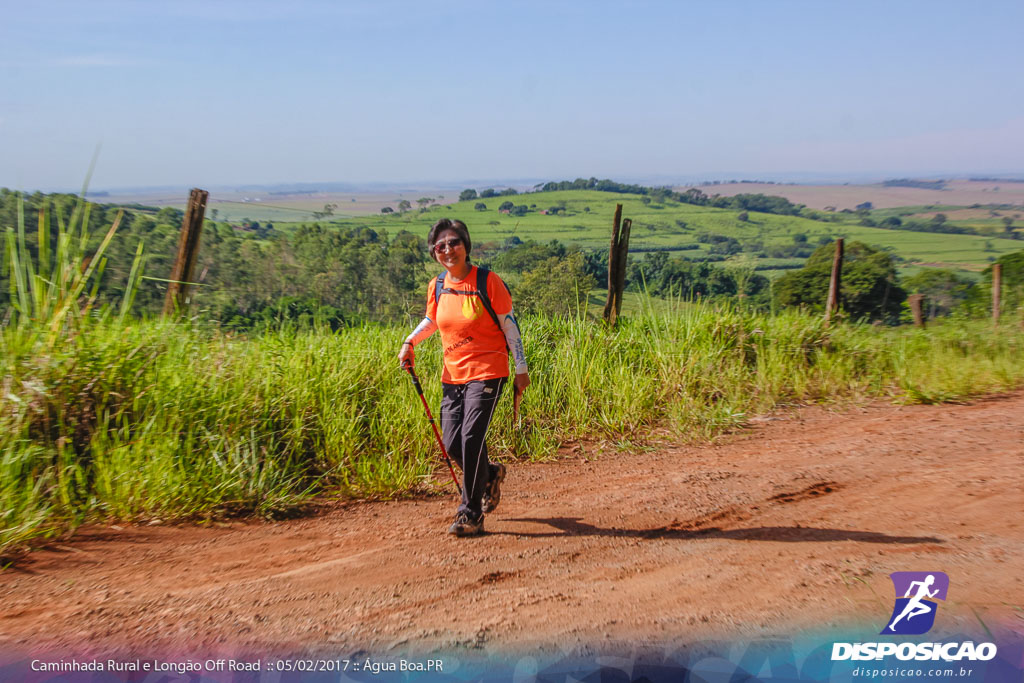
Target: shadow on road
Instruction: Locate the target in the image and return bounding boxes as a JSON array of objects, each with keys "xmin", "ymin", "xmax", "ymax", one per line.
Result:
[{"xmin": 498, "ymin": 517, "xmax": 943, "ymax": 544}]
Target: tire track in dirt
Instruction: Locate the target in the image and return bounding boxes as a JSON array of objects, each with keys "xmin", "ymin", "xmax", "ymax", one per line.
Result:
[
  {"xmin": 1, "ymin": 392, "xmax": 1023, "ymax": 657},
  {"xmin": 658, "ymin": 480, "xmax": 844, "ymax": 533}
]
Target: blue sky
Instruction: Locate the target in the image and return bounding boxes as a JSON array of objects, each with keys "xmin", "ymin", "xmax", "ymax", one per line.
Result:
[{"xmin": 2, "ymin": 0, "xmax": 1023, "ymax": 190}]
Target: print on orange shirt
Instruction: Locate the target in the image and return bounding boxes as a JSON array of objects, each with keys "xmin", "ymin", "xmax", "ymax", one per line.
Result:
[
  {"xmin": 461, "ymin": 295, "xmax": 483, "ymax": 321},
  {"xmin": 426, "ymin": 266, "xmax": 513, "ymax": 384}
]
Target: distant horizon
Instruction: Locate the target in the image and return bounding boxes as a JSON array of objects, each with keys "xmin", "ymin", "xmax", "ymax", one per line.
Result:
[{"xmin": 34, "ymin": 169, "xmax": 1024, "ymax": 197}]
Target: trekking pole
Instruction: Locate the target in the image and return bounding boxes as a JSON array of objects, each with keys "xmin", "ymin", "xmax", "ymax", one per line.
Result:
[
  {"xmin": 403, "ymin": 362, "xmax": 462, "ymax": 496},
  {"xmin": 513, "ymin": 384, "xmax": 522, "ymax": 428},
  {"xmin": 511, "ymin": 384, "xmax": 523, "ymax": 459}
]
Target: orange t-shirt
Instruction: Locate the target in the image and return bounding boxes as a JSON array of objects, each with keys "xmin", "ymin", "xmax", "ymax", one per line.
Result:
[{"xmin": 426, "ymin": 266, "xmax": 513, "ymax": 384}]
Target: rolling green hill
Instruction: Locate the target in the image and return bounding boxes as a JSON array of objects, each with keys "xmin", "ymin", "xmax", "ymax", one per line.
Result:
[{"xmin": 276, "ymin": 189, "xmax": 1021, "ymax": 277}]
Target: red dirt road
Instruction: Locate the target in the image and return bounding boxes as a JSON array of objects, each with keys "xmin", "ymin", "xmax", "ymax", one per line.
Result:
[{"xmin": 2, "ymin": 394, "xmax": 1023, "ymax": 659}]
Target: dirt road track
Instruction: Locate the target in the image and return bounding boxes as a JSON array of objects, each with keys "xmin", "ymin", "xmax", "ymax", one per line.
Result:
[{"xmin": 2, "ymin": 393, "xmax": 1023, "ymax": 658}]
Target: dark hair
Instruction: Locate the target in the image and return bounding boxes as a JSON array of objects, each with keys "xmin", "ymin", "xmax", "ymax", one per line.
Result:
[{"xmin": 427, "ymin": 218, "xmax": 471, "ymax": 262}]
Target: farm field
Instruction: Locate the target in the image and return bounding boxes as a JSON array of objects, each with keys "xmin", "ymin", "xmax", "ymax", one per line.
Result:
[
  {"xmin": 307, "ymin": 190, "xmax": 1022, "ymax": 275},
  {"xmin": 677, "ymin": 179, "xmax": 1024, "ymax": 211},
  {"xmin": 94, "ymin": 187, "xmax": 459, "ymax": 224},
  {"xmin": 902, "ymin": 208, "xmax": 1024, "ymax": 222}
]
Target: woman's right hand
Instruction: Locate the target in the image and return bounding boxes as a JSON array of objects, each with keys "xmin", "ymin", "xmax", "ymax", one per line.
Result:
[{"xmin": 398, "ymin": 342, "xmax": 414, "ymax": 368}]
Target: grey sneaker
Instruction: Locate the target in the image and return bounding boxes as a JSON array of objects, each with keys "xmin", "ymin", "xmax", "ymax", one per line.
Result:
[
  {"xmin": 447, "ymin": 512, "xmax": 484, "ymax": 537},
  {"xmin": 482, "ymin": 463, "xmax": 506, "ymax": 513}
]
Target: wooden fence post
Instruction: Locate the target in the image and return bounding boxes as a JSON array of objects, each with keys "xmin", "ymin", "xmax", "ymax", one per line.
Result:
[
  {"xmin": 824, "ymin": 238, "xmax": 844, "ymax": 325},
  {"xmin": 992, "ymin": 263, "xmax": 1002, "ymax": 327},
  {"xmin": 603, "ymin": 204, "xmax": 623, "ymax": 324},
  {"xmin": 613, "ymin": 218, "xmax": 632, "ymax": 321},
  {"xmin": 907, "ymin": 293, "xmax": 926, "ymax": 328},
  {"xmin": 163, "ymin": 188, "xmax": 209, "ymax": 316}
]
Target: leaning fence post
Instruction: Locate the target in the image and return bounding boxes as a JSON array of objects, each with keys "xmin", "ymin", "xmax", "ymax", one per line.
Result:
[
  {"xmin": 613, "ymin": 218, "xmax": 632, "ymax": 320},
  {"xmin": 163, "ymin": 188, "xmax": 209, "ymax": 316},
  {"xmin": 824, "ymin": 238, "xmax": 844, "ymax": 325},
  {"xmin": 907, "ymin": 293, "xmax": 926, "ymax": 328},
  {"xmin": 603, "ymin": 204, "xmax": 623, "ymax": 324},
  {"xmin": 992, "ymin": 263, "xmax": 1002, "ymax": 327}
]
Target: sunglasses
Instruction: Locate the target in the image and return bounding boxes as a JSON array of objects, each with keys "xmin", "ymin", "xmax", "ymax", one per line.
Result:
[{"xmin": 433, "ymin": 237, "xmax": 463, "ymax": 254}]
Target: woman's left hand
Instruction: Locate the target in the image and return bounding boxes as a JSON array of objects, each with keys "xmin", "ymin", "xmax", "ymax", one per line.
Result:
[
  {"xmin": 513, "ymin": 372, "xmax": 530, "ymax": 423},
  {"xmin": 398, "ymin": 342, "xmax": 414, "ymax": 368}
]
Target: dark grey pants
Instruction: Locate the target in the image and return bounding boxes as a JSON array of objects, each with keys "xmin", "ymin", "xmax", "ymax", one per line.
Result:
[{"xmin": 441, "ymin": 377, "xmax": 506, "ymax": 518}]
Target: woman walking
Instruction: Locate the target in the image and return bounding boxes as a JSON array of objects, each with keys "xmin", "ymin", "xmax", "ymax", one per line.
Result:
[{"xmin": 398, "ymin": 218, "xmax": 530, "ymax": 537}]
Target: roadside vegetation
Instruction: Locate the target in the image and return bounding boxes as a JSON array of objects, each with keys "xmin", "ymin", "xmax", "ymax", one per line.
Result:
[
  {"xmin": 3, "ymin": 186, "xmax": 1021, "ymax": 331},
  {"xmin": 3, "ymin": 190, "xmax": 1024, "ymax": 557}
]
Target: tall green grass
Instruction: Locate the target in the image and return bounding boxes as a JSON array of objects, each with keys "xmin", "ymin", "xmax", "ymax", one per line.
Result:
[{"xmin": 3, "ymin": 197, "xmax": 1024, "ymax": 556}]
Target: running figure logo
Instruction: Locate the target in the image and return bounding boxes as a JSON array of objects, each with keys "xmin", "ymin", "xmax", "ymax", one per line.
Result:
[{"xmin": 881, "ymin": 572, "xmax": 949, "ymax": 635}]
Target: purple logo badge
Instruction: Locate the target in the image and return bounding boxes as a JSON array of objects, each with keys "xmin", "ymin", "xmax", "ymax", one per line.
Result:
[{"xmin": 881, "ymin": 572, "xmax": 949, "ymax": 635}]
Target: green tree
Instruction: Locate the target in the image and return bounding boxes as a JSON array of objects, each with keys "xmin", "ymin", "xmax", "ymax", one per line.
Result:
[
  {"xmin": 459, "ymin": 189, "xmax": 478, "ymax": 201},
  {"xmin": 962, "ymin": 250, "xmax": 1024, "ymax": 316},
  {"xmin": 515, "ymin": 252, "xmax": 595, "ymax": 317},
  {"xmin": 645, "ymin": 258, "xmax": 768, "ymax": 304},
  {"xmin": 903, "ymin": 269, "xmax": 973, "ymax": 318},
  {"xmin": 986, "ymin": 250, "xmax": 1024, "ymax": 286},
  {"xmin": 727, "ymin": 254, "xmax": 757, "ymax": 302},
  {"xmin": 474, "ymin": 202, "xmax": 487, "ymax": 211},
  {"xmin": 680, "ymin": 188, "xmax": 708, "ymax": 205},
  {"xmin": 987, "ymin": 250, "xmax": 1024, "ymax": 303},
  {"xmin": 491, "ymin": 240, "xmax": 566, "ymax": 273},
  {"xmin": 157, "ymin": 206, "xmax": 184, "ymax": 226},
  {"xmin": 312, "ymin": 203, "xmax": 338, "ymax": 220},
  {"xmin": 628, "ymin": 252, "xmax": 667, "ymax": 290},
  {"xmin": 773, "ymin": 241, "xmax": 906, "ymax": 323},
  {"xmin": 397, "ymin": 199, "xmax": 412, "ymax": 214}
]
